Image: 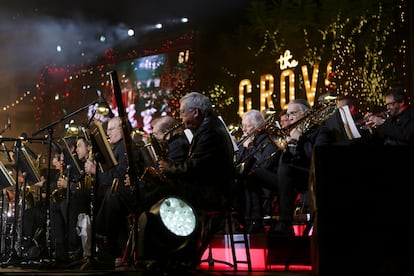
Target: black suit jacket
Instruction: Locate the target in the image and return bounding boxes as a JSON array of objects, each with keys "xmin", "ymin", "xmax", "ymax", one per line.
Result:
[{"xmin": 164, "ymin": 113, "xmax": 235, "ymax": 211}]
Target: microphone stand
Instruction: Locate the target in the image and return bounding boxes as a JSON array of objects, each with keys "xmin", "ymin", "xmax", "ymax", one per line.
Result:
[{"xmin": 31, "ymin": 101, "xmax": 97, "ymax": 264}]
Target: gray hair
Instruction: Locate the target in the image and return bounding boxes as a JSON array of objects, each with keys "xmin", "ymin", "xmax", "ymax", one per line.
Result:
[
  {"xmin": 180, "ymin": 92, "xmax": 213, "ymax": 116},
  {"xmin": 242, "ymin": 109, "xmax": 265, "ymax": 129},
  {"xmin": 288, "ymin": 99, "xmax": 311, "ymax": 112}
]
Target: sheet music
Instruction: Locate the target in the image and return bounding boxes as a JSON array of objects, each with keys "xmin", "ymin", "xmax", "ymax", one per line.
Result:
[
  {"xmin": 183, "ymin": 129, "xmax": 193, "ymax": 144},
  {"xmin": 218, "ymin": 116, "xmax": 239, "ymax": 152},
  {"xmin": 338, "ymin": 105, "xmax": 361, "ymax": 140}
]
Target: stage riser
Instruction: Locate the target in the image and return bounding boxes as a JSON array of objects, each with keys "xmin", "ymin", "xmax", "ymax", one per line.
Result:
[{"xmin": 312, "ymin": 145, "xmax": 414, "ymax": 276}]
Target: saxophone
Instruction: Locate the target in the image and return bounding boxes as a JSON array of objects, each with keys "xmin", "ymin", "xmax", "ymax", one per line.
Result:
[
  {"xmin": 50, "ymin": 157, "xmax": 66, "ymax": 203},
  {"xmin": 82, "ymin": 146, "xmax": 94, "ymax": 190},
  {"xmin": 139, "ymin": 122, "xmax": 182, "ymax": 185}
]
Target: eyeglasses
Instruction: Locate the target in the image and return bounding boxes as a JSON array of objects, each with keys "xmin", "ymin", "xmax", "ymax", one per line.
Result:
[
  {"xmin": 385, "ymin": 101, "xmax": 396, "ymax": 108},
  {"xmin": 287, "ymin": 110, "xmax": 302, "ymax": 117}
]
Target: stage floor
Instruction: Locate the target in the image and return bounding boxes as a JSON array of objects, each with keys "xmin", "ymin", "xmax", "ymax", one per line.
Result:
[{"xmin": 0, "ymin": 231, "xmax": 315, "ymax": 276}]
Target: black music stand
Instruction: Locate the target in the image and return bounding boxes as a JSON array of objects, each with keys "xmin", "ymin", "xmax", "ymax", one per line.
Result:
[
  {"xmin": 61, "ymin": 137, "xmax": 83, "ymax": 182},
  {"xmin": 88, "ymin": 122, "xmax": 117, "ymax": 172}
]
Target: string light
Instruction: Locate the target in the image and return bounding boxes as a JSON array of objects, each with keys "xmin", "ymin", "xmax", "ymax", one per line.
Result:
[{"xmin": 1, "ymin": 91, "xmax": 35, "ymax": 111}]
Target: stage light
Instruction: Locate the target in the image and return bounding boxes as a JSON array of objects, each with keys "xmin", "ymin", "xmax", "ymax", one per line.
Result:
[
  {"xmin": 150, "ymin": 196, "xmax": 197, "ymax": 238},
  {"xmin": 138, "ymin": 196, "xmax": 198, "ymax": 261},
  {"xmin": 127, "ymin": 29, "xmax": 134, "ymax": 37}
]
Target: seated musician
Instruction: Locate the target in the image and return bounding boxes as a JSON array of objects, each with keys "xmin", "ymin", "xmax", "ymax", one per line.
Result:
[
  {"xmin": 271, "ymin": 99, "xmax": 317, "ymax": 236},
  {"xmin": 84, "ymin": 117, "xmax": 146, "ymax": 269},
  {"xmin": 234, "ymin": 109, "xmax": 281, "ymax": 234},
  {"xmin": 139, "ymin": 115, "xmax": 190, "ymax": 210},
  {"xmin": 316, "ymin": 95, "xmax": 371, "ymax": 146},
  {"xmin": 142, "ymin": 92, "xmax": 235, "ymax": 270},
  {"xmin": 363, "ymin": 87, "xmax": 414, "ymax": 145}
]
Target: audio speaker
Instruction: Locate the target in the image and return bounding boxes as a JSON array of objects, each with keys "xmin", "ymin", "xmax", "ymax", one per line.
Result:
[{"xmin": 311, "ymin": 145, "xmax": 414, "ymax": 276}]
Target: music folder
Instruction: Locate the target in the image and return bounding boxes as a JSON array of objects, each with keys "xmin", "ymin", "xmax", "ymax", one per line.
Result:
[
  {"xmin": 17, "ymin": 145, "xmax": 42, "ymax": 184},
  {"xmin": 89, "ymin": 122, "xmax": 118, "ymax": 172},
  {"xmin": 61, "ymin": 137, "xmax": 84, "ymax": 181},
  {"xmin": 338, "ymin": 105, "xmax": 361, "ymax": 140}
]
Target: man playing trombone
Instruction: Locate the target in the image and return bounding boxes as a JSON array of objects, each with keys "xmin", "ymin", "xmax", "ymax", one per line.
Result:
[
  {"xmin": 271, "ymin": 99, "xmax": 317, "ymax": 235},
  {"xmin": 233, "ymin": 109, "xmax": 281, "ymax": 234}
]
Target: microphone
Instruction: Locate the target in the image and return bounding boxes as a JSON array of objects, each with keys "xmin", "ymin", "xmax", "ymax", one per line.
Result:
[
  {"xmin": 1, "ymin": 142, "xmax": 11, "ymax": 162},
  {"xmin": 96, "ymin": 90, "xmax": 114, "ymax": 118}
]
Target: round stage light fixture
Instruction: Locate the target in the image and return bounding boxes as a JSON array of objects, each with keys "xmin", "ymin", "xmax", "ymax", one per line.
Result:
[{"xmin": 150, "ymin": 196, "xmax": 197, "ymax": 238}]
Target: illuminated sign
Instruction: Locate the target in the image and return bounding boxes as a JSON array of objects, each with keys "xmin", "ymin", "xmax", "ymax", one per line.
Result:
[{"xmin": 238, "ymin": 50, "xmax": 332, "ymax": 117}]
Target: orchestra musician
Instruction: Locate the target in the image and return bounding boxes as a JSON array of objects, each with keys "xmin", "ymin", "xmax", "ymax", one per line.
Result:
[
  {"xmin": 146, "ymin": 92, "xmax": 235, "ymax": 270},
  {"xmin": 49, "ymin": 135, "xmax": 91, "ymax": 266},
  {"xmin": 233, "ymin": 109, "xmax": 281, "ymax": 234},
  {"xmin": 139, "ymin": 115, "xmax": 190, "ymax": 210},
  {"xmin": 271, "ymin": 99, "xmax": 317, "ymax": 235},
  {"xmin": 84, "ymin": 117, "xmax": 143, "ymax": 269},
  {"xmin": 363, "ymin": 87, "xmax": 414, "ymax": 145},
  {"xmin": 316, "ymin": 95, "xmax": 371, "ymax": 146}
]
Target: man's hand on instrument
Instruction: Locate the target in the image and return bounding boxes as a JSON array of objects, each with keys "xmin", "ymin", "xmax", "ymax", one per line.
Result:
[
  {"xmin": 57, "ymin": 177, "xmax": 68, "ymax": 189},
  {"xmin": 158, "ymin": 159, "xmax": 171, "ymax": 173},
  {"xmin": 84, "ymin": 159, "xmax": 97, "ymax": 175}
]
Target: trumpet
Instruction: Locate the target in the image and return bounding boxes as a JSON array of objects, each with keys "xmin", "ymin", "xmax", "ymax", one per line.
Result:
[{"xmin": 355, "ymin": 110, "xmax": 390, "ymax": 129}]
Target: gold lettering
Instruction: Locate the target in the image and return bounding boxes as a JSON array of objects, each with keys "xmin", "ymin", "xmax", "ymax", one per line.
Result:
[
  {"xmin": 238, "ymin": 79, "xmax": 252, "ymax": 117},
  {"xmin": 237, "ymin": 57, "xmax": 332, "ymax": 116},
  {"xmin": 280, "ymin": 69, "xmax": 295, "ymax": 110},
  {"xmin": 277, "ymin": 50, "xmax": 298, "ymax": 70},
  {"xmin": 301, "ymin": 63, "xmax": 319, "ymax": 107},
  {"xmin": 260, "ymin": 74, "xmax": 275, "ymax": 112}
]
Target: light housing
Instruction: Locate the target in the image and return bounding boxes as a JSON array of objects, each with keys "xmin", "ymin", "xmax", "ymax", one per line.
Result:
[
  {"xmin": 150, "ymin": 196, "xmax": 197, "ymax": 238},
  {"xmin": 138, "ymin": 196, "xmax": 198, "ymax": 261}
]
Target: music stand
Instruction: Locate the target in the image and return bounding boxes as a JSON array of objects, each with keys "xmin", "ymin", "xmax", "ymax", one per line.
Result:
[
  {"xmin": 31, "ymin": 100, "xmax": 98, "ymax": 262},
  {"xmin": 89, "ymin": 122, "xmax": 117, "ymax": 172},
  {"xmin": 17, "ymin": 145, "xmax": 42, "ymax": 184},
  {"xmin": 0, "ymin": 159, "xmax": 14, "ymax": 260},
  {"xmin": 78, "ymin": 121, "xmax": 118, "ymax": 270},
  {"xmin": 0, "ymin": 159, "xmax": 15, "ymax": 189},
  {"xmin": 61, "ymin": 137, "xmax": 84, "ymax": 181}
]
